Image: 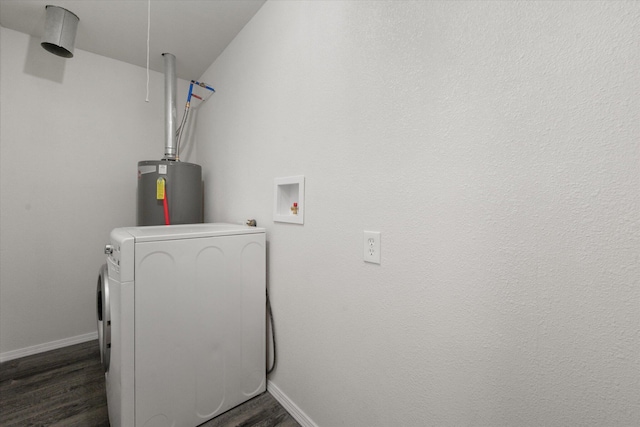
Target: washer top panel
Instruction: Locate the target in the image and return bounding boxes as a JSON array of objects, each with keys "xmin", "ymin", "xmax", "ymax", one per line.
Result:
[{"xmin": 118, "ymin": 223, "xmax": 265, "ymax": 243}]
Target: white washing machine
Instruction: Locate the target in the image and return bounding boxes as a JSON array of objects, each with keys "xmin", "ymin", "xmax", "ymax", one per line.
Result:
[{"xmin": 96, "ymin": 223, "xmax": 266, "ymax": 427}]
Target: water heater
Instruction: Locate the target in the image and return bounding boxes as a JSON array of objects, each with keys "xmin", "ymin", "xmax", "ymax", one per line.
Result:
[
  {"xmin": 137, "ymin": 160, "xmax": 202, "ymax": 226},
  {"xmin": 136, "ymin": 53, "xmax": 204, "ymax": 226}
]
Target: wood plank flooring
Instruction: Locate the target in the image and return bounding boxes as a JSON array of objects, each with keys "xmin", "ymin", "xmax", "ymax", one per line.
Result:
[{"xmin": 0, "ymin": 340, "xmax": 299, "ymax": 427}]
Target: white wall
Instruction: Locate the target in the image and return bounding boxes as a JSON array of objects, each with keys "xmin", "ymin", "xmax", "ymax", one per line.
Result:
[
  {"xmin": 195, "ymin": 1, "xmax": 639, "ymax": 426},
  {"xmin": 0, "ymin": 27, "xmax": 190, "ymax": 357}
]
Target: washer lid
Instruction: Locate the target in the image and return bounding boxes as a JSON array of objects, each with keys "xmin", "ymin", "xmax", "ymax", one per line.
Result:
[
  {"xmin": 97, "ymin": 264, "xmax": 111, "ymax": 373},
  {"xmin": 118, "ymin": 223, "xmax": 265, "ymax": 242}
]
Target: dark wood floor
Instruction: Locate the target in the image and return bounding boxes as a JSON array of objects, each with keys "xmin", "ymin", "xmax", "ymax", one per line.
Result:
[{"xmin": 0, "ymin": 340, "xmax": 299, "ymax": 427}]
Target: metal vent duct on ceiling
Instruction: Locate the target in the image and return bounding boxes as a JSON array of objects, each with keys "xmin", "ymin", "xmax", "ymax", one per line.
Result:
[{"xmin": 41, "ymin": 5, "xmax": 79, "ymax": 58}]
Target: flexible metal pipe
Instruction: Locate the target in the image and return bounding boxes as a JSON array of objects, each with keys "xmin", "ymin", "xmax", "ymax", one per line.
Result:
[{"xmin": 162, "ymin": 53, "xmax": 177, "ymax": 160}]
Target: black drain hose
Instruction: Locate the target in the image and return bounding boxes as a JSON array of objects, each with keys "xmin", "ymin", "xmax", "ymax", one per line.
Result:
[{"xmin": 266, "ymin": 288, "xmax": 277, "ymax": 375}]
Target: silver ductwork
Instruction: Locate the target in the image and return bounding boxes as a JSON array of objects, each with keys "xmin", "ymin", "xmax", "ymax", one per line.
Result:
[
  {"xmin": 162, "ymin": 53, "xmax": 177, "ymax": 160},
  {"xmin": 41, "ymin": 5, "xmax": 79, "ymax": 58}
]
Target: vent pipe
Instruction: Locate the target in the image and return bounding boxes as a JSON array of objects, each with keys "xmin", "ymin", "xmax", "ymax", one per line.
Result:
[
  {"xmin": 41, "ymin": 5, "xmax": 79, "ymax": 58},
  {"xmin": 162, "ymin": 53, "xmax": 177, "ymax": 160}
]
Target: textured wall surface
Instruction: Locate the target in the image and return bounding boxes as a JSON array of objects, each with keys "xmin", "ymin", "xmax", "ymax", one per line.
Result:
[
  {"xmin": 195, "ymin": 1, "xmax": 639, "ymax": 426},
  {"xmin": 0, "ymin": 27, "xmax": 189, "ymax": 355}
]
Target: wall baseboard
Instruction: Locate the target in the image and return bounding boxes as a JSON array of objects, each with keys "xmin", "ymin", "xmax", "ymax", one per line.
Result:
[
  {"xmin": 0, "ymin": 331, "xmax": 98, "ymax": 363},
  {"xmin": 268, "ymin": 380, "xmax": 318, "ymax": 427}
]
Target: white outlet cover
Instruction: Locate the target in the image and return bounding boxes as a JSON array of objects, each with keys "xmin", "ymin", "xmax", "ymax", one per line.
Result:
[{"xmin": 363, "ymin": 231, "xmax": 381, "ymax": 264}]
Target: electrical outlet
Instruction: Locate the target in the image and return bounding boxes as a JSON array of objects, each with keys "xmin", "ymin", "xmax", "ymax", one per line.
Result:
[{"xmin": 363, "ymin": 231, "xmax": 381, "ymax": 264}]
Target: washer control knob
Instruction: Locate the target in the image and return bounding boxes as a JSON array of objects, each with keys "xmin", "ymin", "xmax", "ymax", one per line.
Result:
[{"xmin": 104, "ymin": 245, "xmax": 114, "ymax": 255}]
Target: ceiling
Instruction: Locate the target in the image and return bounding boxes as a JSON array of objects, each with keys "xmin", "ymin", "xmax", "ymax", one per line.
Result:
[{"xmin": 0, "ymin": 0, "xmax": 266, "ymax": 80}]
